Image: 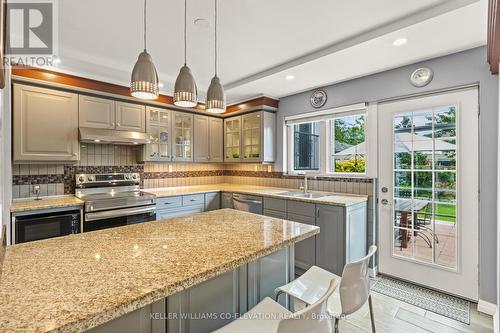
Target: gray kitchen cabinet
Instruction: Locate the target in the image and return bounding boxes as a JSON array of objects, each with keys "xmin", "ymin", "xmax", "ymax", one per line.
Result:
[
  {"xmin": 157, "ymin": 205, "xmax": 204, "ymax": 219},
  {"xmin": 208, "ymin": 117, "xmax": 223, "ymax": 162},
  {"xmin": 221, "ymin": 192, "xmax": 233, "ymax": 209},
  {"xmin": 205, "ymin": 192, "xmax": 221, "ymax": 211},
  {"xmin": 263, "ymin": 197, "xmax": 287, "ymax": 219},
  {"xmin": 115, "ymin": 101, "xmax": 146, "ymax": 132},
  {"xmin": 13, "ymin": 84, "xmax": 79, "ymax": 162},
  {"xmin": 315, "ymin": 203, "xmax": 367, "ymax": 276},
  {"xmin": 224, "ymin": 111, "xmax": 276, "ymax": 163},
  {"xmin": 79, "ymin": 97, "xmax": 145, "ymax": 132},
  {"xmin": 194, "ymin": 115, "xmax": 209, "ymax": 162},
  {"xmin": 263, "ymin": 209, "xmax": 287, "ymax": 219},
  {"xmin": 286, "ymin": 201, "xmax": 316, "ymax": 272},
  {"xmin": 78, "ymin": 95, "xmax": 115, "ymax": 129},
  {"xmin": 87, "ymin": 299, "xmax": 164, "ymax": 333}
]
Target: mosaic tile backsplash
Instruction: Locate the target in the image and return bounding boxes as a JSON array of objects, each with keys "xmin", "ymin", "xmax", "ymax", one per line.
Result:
[{"xmin": 12, "ymin": 144, "xmax": 374, "ymax": 201}]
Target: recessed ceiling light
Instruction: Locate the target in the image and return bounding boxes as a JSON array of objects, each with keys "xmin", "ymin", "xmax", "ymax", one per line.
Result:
[
  {"xmin": 393, "ymin": 38, "xmax": 408, "ymax": 47},
  {"xmin": 285, "ymin": 74, "xmax": 295, "ymax": 81},
  {"xmin": 194, "ymin": 18, "xmax": 210, "ymax": 28}
]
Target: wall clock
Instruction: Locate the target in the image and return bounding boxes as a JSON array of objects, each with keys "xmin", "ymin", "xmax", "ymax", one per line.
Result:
[
  {"xmin": 310, "ymin": 89, "xmax": 327, "ymax": 108},
  {"xmin": 410, "ymin": 67, "xmax": 434, "ymax": 87}
]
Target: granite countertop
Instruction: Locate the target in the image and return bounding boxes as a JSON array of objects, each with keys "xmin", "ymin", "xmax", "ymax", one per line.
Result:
[
  {"xmin": 148, "ymin": 184, "xmax": 368, "ymax": 207},
  {"xmin": 0, "ymin": 209, "xmax": 319, "ymax": 333},
  {"xmin": 10, "ymin": 196, "xmax": 84, "ymax": 213}
]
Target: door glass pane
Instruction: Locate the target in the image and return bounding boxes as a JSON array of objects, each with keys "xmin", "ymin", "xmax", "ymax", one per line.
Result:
[{"xmin": 392, "ymin": 107, "xmax": 457, "ymax": 269}]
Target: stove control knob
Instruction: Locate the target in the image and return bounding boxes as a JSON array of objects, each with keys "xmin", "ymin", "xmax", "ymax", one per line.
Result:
[
  {"xmin": 88, "ymin": 175, "xmax": 95, "ymax": 182},
  {"xmin": 78, "ymin": 175, "xmax": 85, "ymax": 182},
  {"xmin": 132, "ymin": 174, "xmax": 138, "ymax": 180},
  {"xmin": 125, "ymin": 174, "xmax": 131, "ymax": 180}
]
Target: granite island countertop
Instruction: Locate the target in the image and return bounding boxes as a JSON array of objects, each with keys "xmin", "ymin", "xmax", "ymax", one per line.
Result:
[
  {"xmin": 0, "ymin": 209, "xmax": 319, "ymax": 333},
  {"xmin": 148, "ymin": 183, "xmax": 368, "ymax": 207}
]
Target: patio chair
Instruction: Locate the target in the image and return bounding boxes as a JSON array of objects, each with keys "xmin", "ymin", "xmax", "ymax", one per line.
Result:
[{"xmin": 414, "ymin": 202, "xmax": 439, "ymax": 247}]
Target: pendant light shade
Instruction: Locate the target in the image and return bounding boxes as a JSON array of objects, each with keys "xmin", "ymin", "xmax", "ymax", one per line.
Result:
[
  {"xmin": 131, "ymin": 50, "xmax": 159, "ymax": 100},
  {"xmin": 206, "ymin": 76, "xmax": 225, "ymax": 113},
  {"xmin": 173, "ymin": 65, "xmax": 197, "ymax": 107},
  {"xmin": 206, "ymin": 0, "xmax": 226, "ymax": 114},
  {"xmin": 130, "ymin": 0, "xmax": 159, "ymax": 100},
  {"xmin": 174, "ymin": 0, "xmax": 198, "ymax": 107}
]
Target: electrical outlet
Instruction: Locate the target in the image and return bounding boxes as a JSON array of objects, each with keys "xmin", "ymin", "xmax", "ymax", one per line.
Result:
[
  {"xmin": 168, "ymin": 164, "xmax": 173, "ymax": 173},
  {"xmin": 267, "ymin": 165, "xmax": 272, "ymax": 173}
]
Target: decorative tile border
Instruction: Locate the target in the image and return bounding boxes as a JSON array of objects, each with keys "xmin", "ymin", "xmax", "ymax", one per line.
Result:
[
  {"xmin": 144, "ymin": 170, "xmax": 224, "ymax": 179},
  {"xmin": 13, "ymin": 174, "xmax": 65, "ymax": 185},
  {"xmin": 223, "ymin": 170, "xmax": 373, "ymax": 183}
]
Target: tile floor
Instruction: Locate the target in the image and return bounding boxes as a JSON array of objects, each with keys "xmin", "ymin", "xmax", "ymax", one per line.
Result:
[{"xmin": 338, "ymin": 291, "xmax": 493, "ymax": 332}]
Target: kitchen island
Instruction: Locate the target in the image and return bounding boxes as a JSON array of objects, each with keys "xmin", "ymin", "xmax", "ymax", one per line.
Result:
[{"xmin": 0, "ymin": 209, "xmax": 319, "ymax": 333}]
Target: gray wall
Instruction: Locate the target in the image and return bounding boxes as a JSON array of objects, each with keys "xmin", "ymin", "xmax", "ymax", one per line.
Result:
[{"xmin": 276, "ymin": 46, "xmax": 498, "ymax": 303}]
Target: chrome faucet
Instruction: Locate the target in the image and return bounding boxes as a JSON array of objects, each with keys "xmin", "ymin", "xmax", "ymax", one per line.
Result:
[{"xmin": 299, "ymin": 173, "xmax": 312, "ymax": 194}]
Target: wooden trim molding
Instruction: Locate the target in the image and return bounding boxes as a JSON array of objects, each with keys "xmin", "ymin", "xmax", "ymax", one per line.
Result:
[
  {"xmin": 11, "ymin": 66, "xmax": 279, "ymax": 115},
  {"xmin": 488, "ymin": 0, "xmax": 500, "ymax": 73}
]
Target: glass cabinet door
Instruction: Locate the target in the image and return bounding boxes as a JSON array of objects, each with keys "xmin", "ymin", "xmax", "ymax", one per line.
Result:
[
  {"xmin": 158, "ymin": 110, "xmax": 171, "ymax": 160},
  {"xmin": 144, "ymin": 108, "xmax": 171, "ymax": 162},
  {"xmin": 172, "ymin": 112, "xmax": 193, "ymax": 161},
  {"xmin": 242, "ymin": 113, "xmax": 261, "ymax": 161},
  {"xmin": 225, "ymin": 117, "xmax": 241, "ymax": 160}
]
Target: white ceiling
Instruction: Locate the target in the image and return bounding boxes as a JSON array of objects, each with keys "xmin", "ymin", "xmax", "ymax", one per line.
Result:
[{"xmin": 54, "ymin": 0, "xmax": 487, "ymax": 104}]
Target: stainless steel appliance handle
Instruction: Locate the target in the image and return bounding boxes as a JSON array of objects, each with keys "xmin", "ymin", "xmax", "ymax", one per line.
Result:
[
  {"xmin": 85, "ymin": 206, "xmax": 156, "ymax": 222},
  {"xmin": 232, "ymin": 197, "xmax": 262, "ymax": 205}
]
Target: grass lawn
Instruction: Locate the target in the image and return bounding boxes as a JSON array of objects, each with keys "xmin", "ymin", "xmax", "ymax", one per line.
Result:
[{"xmin": 417, "ymin": 203, "xmax": 456, "ymax": 223}]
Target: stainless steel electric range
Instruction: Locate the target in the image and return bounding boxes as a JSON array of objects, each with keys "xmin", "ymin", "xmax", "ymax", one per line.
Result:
[{"xmin": 75, "ymin": 173, "xmax": 156, "ymax": 232}]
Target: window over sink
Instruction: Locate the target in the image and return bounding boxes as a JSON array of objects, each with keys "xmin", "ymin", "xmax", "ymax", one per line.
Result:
[{"xmin": 284, "ymin": 103, "xmax": 374, "ymax": 177}]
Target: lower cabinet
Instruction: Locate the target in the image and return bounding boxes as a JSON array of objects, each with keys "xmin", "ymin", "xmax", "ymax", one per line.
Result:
[
  {"xmin": 315, "ymin": 203, "xmax": 367, "ymax": 276},
  {"xmin": 288, "ymin": 212, "xmax": 316, "ymax": 271},
  {"xmin": 221, "ymin": 192, "xmax": 233, "ymax": 209},
  {"xmin": 205, "ymin": 192, "xmax": 221, "ymax": 211},
  {"xmin": 155, "ymin": 192, "xmax": 222, "ymax": 219},
  {"xmin": 262, "ymin": 198, "xmax": 368, "ymax": 276}
]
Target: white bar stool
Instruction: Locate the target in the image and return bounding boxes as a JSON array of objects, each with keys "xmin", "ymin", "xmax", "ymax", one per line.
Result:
[
  {"xmin": 275, "ymin": 245, "xmax": 377, "ymax": 332},
  {"xmin": 213, "ymin": 279, "xmax": 337, "ymax": 333}
]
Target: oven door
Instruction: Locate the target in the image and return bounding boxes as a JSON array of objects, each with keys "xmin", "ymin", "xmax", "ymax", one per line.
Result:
[{"xmin": 84, "ymin": 205, "xmax": 156, "ymax": 232}]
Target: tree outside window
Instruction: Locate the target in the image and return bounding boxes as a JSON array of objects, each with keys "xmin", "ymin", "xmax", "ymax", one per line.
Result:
[{"xmin": 331, "ymin": 114, "xmax": 366, "ymax": 173}]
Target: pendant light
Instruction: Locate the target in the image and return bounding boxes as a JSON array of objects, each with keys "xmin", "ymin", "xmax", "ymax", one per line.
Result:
[
  {"xmin": 173, "ymin": 0, "xmax": 198, "ymax": 107},
  {"xmin": 205, "ymin": 0, "xmax": 226, "ymax": 114},
  {"xmin": 130, "ymin": 0, "xmax": 159, "ymax": 100}
]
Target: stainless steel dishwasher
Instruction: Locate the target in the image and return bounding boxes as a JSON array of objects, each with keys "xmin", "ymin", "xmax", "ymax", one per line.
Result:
[{"xmin": 232, "ymin": 193, "xmax": 263, "ymax": 214}]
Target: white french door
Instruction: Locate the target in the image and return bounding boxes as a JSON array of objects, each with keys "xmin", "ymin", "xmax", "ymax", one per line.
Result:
[{"xmin": 378, "ymin": 88, "xmax": 479, "ymax": 300}]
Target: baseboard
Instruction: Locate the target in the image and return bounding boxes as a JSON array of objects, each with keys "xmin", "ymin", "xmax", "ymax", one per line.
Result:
[
  {"xmin": 369, "ymin": 266, "xmax": 378, "ymax": 278},
  {"xmin": 494, "ymin": 310, "xmax": 498, "ymax": 333},
  {"xmin": 477, "ymin": 299, "xmax": 498, "ymax": 316}
]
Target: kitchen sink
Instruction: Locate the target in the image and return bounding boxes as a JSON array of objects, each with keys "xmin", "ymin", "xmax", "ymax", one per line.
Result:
[{"xmin": 275, "ymin": 191, "xmax": 326, "ymax": 199}]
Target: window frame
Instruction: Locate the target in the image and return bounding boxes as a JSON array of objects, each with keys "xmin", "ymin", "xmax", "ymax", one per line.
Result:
[{"xmin": 284, "ymin": 103, "xmax": 376, "ymax": 178}]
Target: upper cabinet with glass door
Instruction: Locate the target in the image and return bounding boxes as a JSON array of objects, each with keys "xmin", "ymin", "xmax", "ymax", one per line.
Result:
[
  {"xmin": 141, "ymin": 107, "xmax": 171, "ymax": 162},
  {"xmin": 224, "ymin": 110, "xmax": 276, "ymax": 163},
  {"xmin": 172, "ymin": 112, "xmax": 194, "ymax": 162}
]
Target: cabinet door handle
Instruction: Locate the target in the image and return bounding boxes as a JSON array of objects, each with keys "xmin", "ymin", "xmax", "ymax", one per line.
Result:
[
  {"xmin": 316, "ymin": 209, "xmax": 320, "ymax": 218},
  {"xmin": 116, "ymin": 123, "xmax": 121, "ymax": 127}
]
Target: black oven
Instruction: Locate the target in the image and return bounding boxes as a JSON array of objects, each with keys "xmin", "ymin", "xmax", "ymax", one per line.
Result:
[
  {"xmin": 15, "ymin": 210, "xmax": 81, "ymax": 244},
  {"xmin": 83, "ymin": 205, "xmax": 156, "ymax": 232}
]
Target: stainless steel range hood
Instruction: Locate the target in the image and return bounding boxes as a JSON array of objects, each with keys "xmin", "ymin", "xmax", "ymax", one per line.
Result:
[{"xmin": 79, "ymin": 127, "xmax": 151, "ymax": 145}]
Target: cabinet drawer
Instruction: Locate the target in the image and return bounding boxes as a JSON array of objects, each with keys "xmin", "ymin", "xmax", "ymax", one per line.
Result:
[
  {"xmin": 263, "ymin": 209, "xmax": 287, "ymax": 219},
  {"xmin": 287, "ymin": 201, "xmax": 316, "ymax": 217},
  {"xmin": 157, "ymin": 205, "xmax": 204, "ymax": 220},
  {"xmin": 183, "ymin": 194, "xmax": 205, "ymax": 206},
  {"xmin": 264, "ymin": 197, "xmax": 286, "ymax": 212},
  {"xmin": 156, "ymin": 196, "xmax": 182, "ymax": 209}
]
